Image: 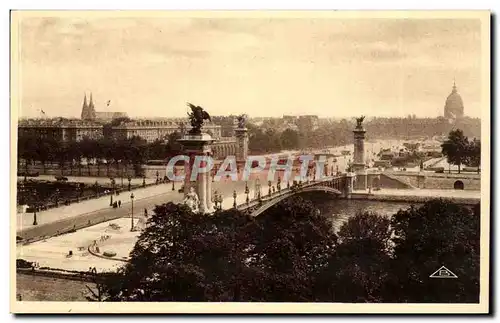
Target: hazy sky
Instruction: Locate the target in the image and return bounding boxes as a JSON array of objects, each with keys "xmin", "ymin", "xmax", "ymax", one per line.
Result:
[{"xmin": 16, "ymin": 16, "xmax": 483, "ymax": 119}]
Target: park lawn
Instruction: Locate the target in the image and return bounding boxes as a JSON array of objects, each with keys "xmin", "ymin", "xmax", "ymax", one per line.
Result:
[{"xmin": 16, "ymin": 273, "xmax": 89, "ymax": 301}]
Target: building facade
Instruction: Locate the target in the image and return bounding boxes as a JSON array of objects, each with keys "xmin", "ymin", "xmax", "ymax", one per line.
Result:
[
  {"xmin": 110, "ymin": 119, "xmax": 223, "ymax": 143},
  {"xmin": 18, "ymin": 118, "xmax": 104, "ymax": 142}
]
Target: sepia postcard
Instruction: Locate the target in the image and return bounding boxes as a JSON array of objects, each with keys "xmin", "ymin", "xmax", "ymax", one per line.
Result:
[{"xmin": 10, "ymin": 10, "xmax": 491, "ymax": 314}]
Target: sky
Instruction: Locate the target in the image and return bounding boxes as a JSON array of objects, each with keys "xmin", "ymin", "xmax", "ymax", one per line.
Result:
[{"xmin": 15, "ymin": 15, "xmax": 483, "ymax": 119}]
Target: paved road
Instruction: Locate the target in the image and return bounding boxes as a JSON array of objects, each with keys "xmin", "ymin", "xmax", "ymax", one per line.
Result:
[
  {"xmin": 17, "ymin": 175, "xmax": 157, "ymax": 186},
  {"xmin": 17, "ymin": 171, "xmax": 286, "ymax": 241}
]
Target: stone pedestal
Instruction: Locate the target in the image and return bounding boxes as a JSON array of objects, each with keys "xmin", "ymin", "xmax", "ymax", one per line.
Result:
[
  {"xmin": 344, "ymin": 172, "xmax": 355, "ymax": 199},
  {"xmin": 234, "ymin": 127, "xmax": 249, "ymax": 163},
  {"xmin": 354, "ymin": 170, "xmax": 368, "ymax": 190},
  {"xmin": 417, "ymin": 172, "xmax": 426, "ymax": 189},
  {"xmin": 352, "ymin": 127, "xmax": 367, "ymax": 190},
  {"xmin": 178, "ymin": 133, "xmax": 215, "ymax": 214}
]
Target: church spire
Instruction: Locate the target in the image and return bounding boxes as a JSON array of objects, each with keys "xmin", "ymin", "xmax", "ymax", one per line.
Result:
[
  {"xmin": 83, "ymin": 93, "xmax": 88, "ymax": 108},
  {"xmin": 89, "ymin": 92, "xmax": 94, "ymax": 109},
  {"xmin": 81, "ymin": 93, "xmax": 89, "ymax": 120}
]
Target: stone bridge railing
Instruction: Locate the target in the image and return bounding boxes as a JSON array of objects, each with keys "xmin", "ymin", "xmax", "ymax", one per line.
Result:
[{"xmin": 234, "ymin": 175, "xmax": 348, "ymax": 216}]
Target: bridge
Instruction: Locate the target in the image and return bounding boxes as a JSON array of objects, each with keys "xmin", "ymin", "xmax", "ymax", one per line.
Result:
[
  {"xmin": 227, "ymin": 172, "xmax": 479, "ymax": 217},
  {"xmin": 234, "ymin": 174, "xmax": 350, "ymax": 217}
]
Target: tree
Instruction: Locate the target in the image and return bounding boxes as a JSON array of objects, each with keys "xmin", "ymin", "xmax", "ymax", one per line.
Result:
[
  {"xmin": 244, "ymin": 197, "xmax": 338, "ymax": 301},
  {"xmin": 441, "ymin": 129, "xmax": 470, "ymax": 173},
  {"xmin": 165, "ymin": 131, "xmax": 182, "ymax": 158},
  {"xmin": 103, "ymin": 203, "xmax": 252, "ymax": 301},
  {"xmin": 103, "ymin": 196, "xmax": 339, "ymax": 302},
  {"xmin": 280, "ymin": 129, "xmax": 300, "ymax": 150},
  {"xmin": 389, "ymin": 200, "xmax": 480, "ymax": 303},
  {"xmin": 35, "ymin": 136, "xmax": 56, "ymax": 173},
  {"xmin": 17, "ymin": 132, "xmax": 38, "ymax": 176},
  {"xmin": 466, "ymin": 138, "xmax": 481, "ymax": 173},
  {"xmin": 319, "ymin": 212, "xmax": 393, "ymax": 302}
]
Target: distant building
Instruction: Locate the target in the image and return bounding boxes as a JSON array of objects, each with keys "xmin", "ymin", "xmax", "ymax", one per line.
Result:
[
  {"xmin": 18, "ymin": 118, "xmax": 104, "ymax": 142},
  {"xmin": 96, "ymin": 111, "xmax": 128, "ymax": 120},
  {"xmin": 444, "ymin": 81, "xmax": 465, "ymax": 119},
  {"xmin": 110, "ymin": 119, "xmax": 222, "ymax": 143},
  {"xmin": 81, "ymin": 93, "xmax": 128, "ymax": 121}
]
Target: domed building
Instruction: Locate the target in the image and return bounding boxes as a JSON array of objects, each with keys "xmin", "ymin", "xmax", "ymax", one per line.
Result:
[{"xmin": 444, "ymin": 81, "xmax": 464, "ymax": 119}]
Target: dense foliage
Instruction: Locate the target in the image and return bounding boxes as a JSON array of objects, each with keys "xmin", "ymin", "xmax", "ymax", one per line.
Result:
[
  {"xmin": 441, "ymin": 129, "xmax": 481, "ymax": 173},
  {"xmin": 247, "ymin": 116, "xmax": 480, "ymax": 155},
  {"xmin": 102, "ymin": 198, "xmax": 480, "ymax": 303},
  {"xmin": 17, "ymin": 131, "xmax": 182, "ymax": 174}
]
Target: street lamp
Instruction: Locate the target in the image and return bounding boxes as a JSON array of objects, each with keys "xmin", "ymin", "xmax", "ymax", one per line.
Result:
[
  {"xmin": 245, "ymin": 182, "xmax": 250, "ymax": 204},
  {"xmin": 217, "ymin": 193, "xmax": 223, "ymax": 210},
  {"xmin": 212, "ymin": 190, "xmax": 219, "ymax": 209},
  {"xmin": 94, "ymin": 181, "xmax": 99, "ymax": 197},
  {"xmin": 54, "ymin": 188, "xmax": 60, "ymax": 207},
  {"xmin": 172, "ymin": 168, "xmax": 176, "ymax": 191},
  {"xmin": 130, "ymin": 193, "xmax": 135, "ymax": 231},
  {"xmin": 32, "ymin": 191, "xmax": 38, "ymax": 225},
  {"xmin": 109, "ymin": 178, "xmax": 115, "ymax": 206},
  {"xmin": 233, "ymin": 190, "xmax": 237, "ymax": 208}
]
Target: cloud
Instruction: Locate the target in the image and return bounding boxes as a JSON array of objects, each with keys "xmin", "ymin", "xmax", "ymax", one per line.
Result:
[{"xmin": 17, "ymin": 16, "xmax": 483, "ymax": 118}]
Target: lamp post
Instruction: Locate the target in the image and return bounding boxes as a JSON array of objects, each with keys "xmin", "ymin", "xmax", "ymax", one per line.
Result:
[
  {"xmin": 130, "ymin": 193, "xmax": 135, "ymax": 231},
  {"xmin": 245, "ymin": 182, "xmax": 250, "ymax": 204},
  {"xmin": 32, "ymin": 192, "xmax": 38, "ymax": 226},
  {"xmin": 254, "ymin": 178, "xmax": 261, "ymax": 200},
  {"xmin": 219, "ymin": 194, "xmax": 223, "ymax": 210},
  {"xmin": 109, "ymin": 178, "xmax": 115, "ymax": 206},
  {"xmin": 233, "ymin": 190, "xmax": 237, "ymax": 208},
  {"xmin": 212, "ymin": 190, "xmax": 218, "ymax": 210},
  {"xmin": 172, "ymin": 168, "xmax": 176, "ymax": 191},
  {"xmin": 120, "ymin": 163, "xmax": 124, "ymax": 187}
]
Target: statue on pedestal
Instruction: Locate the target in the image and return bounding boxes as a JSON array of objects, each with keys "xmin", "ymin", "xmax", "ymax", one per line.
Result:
[
  {"xmin": 187, "ymin": 103, "xmax": 211, "ymax": 135},
  {"xmin": 236, "ymin": 114, "xmax": 247, "ymax": 129},
  {"xmin": 183, "ymin": 187, "xmax": 200, "ymax": 213},
  {"xmin": 355, "ymin": 116, "xmax": 365, "ymax": 129}
]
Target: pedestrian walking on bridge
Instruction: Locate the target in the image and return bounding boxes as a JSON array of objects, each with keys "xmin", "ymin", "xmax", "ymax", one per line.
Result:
[{"xmin": 118, "ymin": 200, "xmax": 121, "ymax": 208}]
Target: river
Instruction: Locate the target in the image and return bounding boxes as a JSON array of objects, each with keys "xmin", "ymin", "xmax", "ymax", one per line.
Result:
[{"xmin": 308, "ymin": 196, "xmax": 419, "ymax": 232}]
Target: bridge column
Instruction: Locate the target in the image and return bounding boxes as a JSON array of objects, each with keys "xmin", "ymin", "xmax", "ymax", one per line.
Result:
[
  {"xmin": 343, "ymin": 172, "xmax": 355, "ymax": 199},
  {"xmin": 178, "ymin": 133, "xmax": 215, "ymax": 214},
  {"xmin": 352, "ymin": 123, "xmax": 367, "ymax": 191},
  {"xmin": 234, "ymin": 126, "xmax": 249, "ymax": 163}
]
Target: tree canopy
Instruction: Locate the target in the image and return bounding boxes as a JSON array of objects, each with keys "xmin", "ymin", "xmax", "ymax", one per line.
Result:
[
  {"xmin": 441, "ymin": 129, "xmax": 481, "ymax": 173},
  {"xmin": 100, "ymin": 197, "xmax": 480, "ymax": 303}
]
